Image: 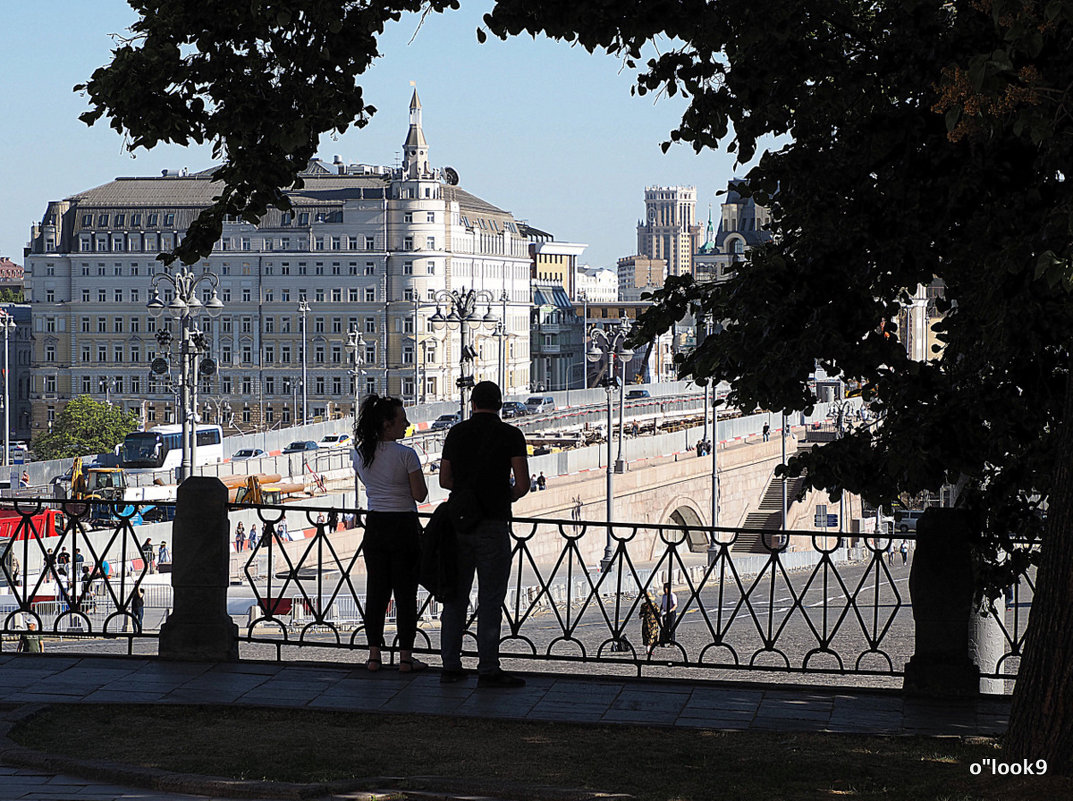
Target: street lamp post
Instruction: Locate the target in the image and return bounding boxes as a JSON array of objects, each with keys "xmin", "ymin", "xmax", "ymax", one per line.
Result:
[
  {"xmin": 298, "ymin": 299, "xmax": 310, "ymax": 425},
  {"xmin": 587, "ymin": 320, "xmax": 634, "ymax": 572},
  {"xmin": 579, "ymin": 291, "xmax": 589, "ymax": 389},
  {"xmin": 495, "ymin": 290, "xmax": 509, "ymax": 392},
  {"xmin": 429, "ymin": 288, "xmax": 498, "ymax": 419},
  {"xmin": 614, "ymin": 319, "xmax": 631, "ymax": 473},
  {"xmin": 346, "ymin": 327, "xmax": 367, "ymax": 508},
  {"xmin": 0, "ymin": 312, "xmax": 15, "ymax": 469},
  {"xmin": 147, "ymin": 266, "xmax": 224, "ymax": 481}
]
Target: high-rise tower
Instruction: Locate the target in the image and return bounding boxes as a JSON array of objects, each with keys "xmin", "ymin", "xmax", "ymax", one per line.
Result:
[{"xmin": 636, "ymin": 186, "xmax": 697, "ymax": 277}]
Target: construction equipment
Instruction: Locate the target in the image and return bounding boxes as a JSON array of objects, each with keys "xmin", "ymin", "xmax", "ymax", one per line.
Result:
[{"xmin": 232, "ymin": 474, "xmax": 308, "ymax": 505}]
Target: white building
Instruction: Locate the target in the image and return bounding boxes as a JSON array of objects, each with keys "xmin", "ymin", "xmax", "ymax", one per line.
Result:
[
  {"xmin": 24, "ymin": 92, "xmax": 547, "ymax": 432},
  {"xmin": 576, "ymin": 266, "xmax": 618, "ymax": 303}
]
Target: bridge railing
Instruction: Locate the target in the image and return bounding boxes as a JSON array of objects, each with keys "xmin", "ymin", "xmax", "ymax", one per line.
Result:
[{"xmin": 0, "ymin": 496, "xmax": 1036, "ymax": 690}]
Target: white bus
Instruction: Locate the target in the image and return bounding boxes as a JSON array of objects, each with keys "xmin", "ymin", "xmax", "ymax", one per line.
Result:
[{"xmin": 119, "ymin": 424, "xmax": 224, "ymax": 471}]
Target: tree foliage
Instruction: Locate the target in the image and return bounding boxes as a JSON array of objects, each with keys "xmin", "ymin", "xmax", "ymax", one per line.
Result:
[
  {"xmin": 76, "ymin": 0, "xmax": 461, "ymax": 266},
  {"xmin": 31, "ymin": 396, "xmax": 139, "ymax": 461}
]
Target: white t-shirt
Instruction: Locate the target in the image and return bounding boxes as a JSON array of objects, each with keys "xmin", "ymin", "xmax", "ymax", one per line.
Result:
[{"xmin": 352, "ymin": 443, "xmax": 421, "ymax": 512}]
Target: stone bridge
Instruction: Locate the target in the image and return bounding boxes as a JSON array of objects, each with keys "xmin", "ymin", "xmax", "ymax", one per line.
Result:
[{"xmin": 512, "ymin": 430, "xmax": 863, "ymax": 565}]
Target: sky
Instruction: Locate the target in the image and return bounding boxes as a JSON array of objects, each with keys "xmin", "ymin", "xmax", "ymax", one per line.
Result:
[{"xmin": 0, "ymin": 1, "xmax": 746, "ymax": 270}]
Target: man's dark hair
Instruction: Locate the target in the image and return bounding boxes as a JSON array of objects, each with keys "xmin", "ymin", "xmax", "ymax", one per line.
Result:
[{"xmin": 471, "ymin": 381, "xmax": 503, "ymax": 411}]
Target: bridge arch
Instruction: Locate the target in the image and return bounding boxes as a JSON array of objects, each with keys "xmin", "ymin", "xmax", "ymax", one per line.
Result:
[{"xmin": 654, "ymin": 495, "xmax": 709, "ymax": 557}]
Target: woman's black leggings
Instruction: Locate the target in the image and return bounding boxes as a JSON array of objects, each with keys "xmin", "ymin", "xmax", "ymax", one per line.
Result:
[{"xmin": 362, "ymin": 511, "xmax": 421, "ymax": 650}]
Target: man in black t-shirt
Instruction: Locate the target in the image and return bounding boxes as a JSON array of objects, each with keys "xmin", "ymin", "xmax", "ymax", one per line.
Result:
[{"xmin": 439, "ymin": 381, "xmax": 530, "ymax": 688}]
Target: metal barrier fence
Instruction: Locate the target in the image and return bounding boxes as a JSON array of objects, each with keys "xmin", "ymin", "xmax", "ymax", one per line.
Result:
[
  {"xmin": 234, "ymin": 501, "xmax": 1036, "ymax": 685},
  {"xmin": 0, "ymin": 496, "xmax": 1036, "ymax": 688}
]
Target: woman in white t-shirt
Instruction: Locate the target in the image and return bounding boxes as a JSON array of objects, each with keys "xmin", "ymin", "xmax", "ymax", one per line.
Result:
[{"xmin": 354, "ymin": 394, "xmax": 428, "ymax": 673}]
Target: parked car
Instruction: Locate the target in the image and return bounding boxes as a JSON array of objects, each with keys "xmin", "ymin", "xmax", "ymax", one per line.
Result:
[
  {"xmin": 231, "ymin": 448, "xmax": 265, "ymax": 460},
  {"xmin": 431, "ymin": 413, "xmax": 460, "ymax": 431},
  {"xmin": 626, "ymin": 389, "xmax": 651, "ymax": 400},
  {"xmin": 525, "ymin": 395, "xmax": 556, "ymax": 414},
  {"xmin": 500, "ymin": 401, "xmax": 529, "ymax": 419},
  {"xmin": 894, "ymin": 509, "xmax": 926, "ymax": 534},
  {"xmin": 282, "ymin": 440, "xmax": 320, "ymax": 453},
  {"xmin": 319, "ymin": 433, "xmax": 353, "ymax": 449}
]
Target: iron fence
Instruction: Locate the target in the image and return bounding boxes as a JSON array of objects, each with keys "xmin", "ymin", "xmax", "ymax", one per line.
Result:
[{"xmin": 0, "ymin": 496, "xmax": 1036, "ymax": 688}]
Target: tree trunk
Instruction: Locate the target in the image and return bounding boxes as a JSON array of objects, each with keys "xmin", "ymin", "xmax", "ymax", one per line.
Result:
[{"xmin": 1005, "ymin": 371, "xmax": 1073, "ymax": 772}]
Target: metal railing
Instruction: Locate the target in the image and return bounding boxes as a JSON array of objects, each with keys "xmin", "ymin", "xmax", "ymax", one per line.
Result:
[{"xmin": 0, "ymin": 497, "xmax": 1036, "ymax": 689}]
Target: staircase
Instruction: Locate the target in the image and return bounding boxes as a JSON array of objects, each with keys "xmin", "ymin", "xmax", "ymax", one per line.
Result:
[{"xmin": 732, "ymin": 422, "xmax": 815, "ymax": 557}]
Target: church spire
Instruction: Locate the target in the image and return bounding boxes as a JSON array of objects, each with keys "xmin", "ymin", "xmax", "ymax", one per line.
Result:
[{"xmin": 402, "ymin": 88, "xmax": 429, "ymax": 179}]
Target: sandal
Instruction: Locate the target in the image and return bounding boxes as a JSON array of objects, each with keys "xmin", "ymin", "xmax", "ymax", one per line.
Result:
[
  {"xmin": 398, "ymin": 657, "xmax": 428, "ymax": 673},
  {"xmin": 366, "ymin": 656, "xmax": 381, "ymax": 673}
]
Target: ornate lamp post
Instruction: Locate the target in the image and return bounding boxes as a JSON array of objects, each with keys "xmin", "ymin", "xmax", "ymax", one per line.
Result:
[
  {"xmin": 587, "ymin": 319, "xmax": 634, "ymax": 572},
  {"xmin": 298, "ymin": 299, "xmax": 311, "ymax": 425},
  {"xmin": 147, "ymin": 266, "xmax": 224, "ymax": 481},
  {"xmin": 0, "ymin": 311, "xmax": 15, "ymax": 468},
  {"xmin": 429, "ymin": 288, "xmax": 498, "ymax": 419}
]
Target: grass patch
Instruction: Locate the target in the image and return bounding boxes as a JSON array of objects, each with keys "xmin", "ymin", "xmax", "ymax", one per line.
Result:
[{"xmin": 10, "ymin": 704, "xmax": 1068, "ymax": 800}]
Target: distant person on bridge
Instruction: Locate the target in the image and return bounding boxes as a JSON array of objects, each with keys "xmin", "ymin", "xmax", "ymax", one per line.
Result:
[
  {"xmin": 639, "ymin": 591, "xmax": 660, "ymax": 658},
  {"xmin": 353, "ymin": 394, "xmax": 428, "ymax": 674},
  {"xmin": 234, "ymin": 522, "xmax": 245, "ymax": 552},
  {"xmin": 763, "ymin": 423, "xmax": 771, "ymax": 442},
  {"xmin": 439, "ymin": 380, "xmax": 530, "ymax": 689},
  {"xmin": 659, "ymin": 583, "xmax": 678, "ymax": 646}
]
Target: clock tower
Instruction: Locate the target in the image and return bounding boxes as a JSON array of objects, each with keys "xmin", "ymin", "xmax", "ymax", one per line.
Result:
[{"xmin": 636, "ymin": 186, "xmax": 698, "ymax": 277}]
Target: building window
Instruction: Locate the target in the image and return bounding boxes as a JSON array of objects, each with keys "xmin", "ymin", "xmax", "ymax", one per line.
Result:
[
  {"xmin": 348, "ymin": 288, "xmax": 359, "ymax": 302},
  {"xmin": 97, "ymin": 345, "xmax": 107, "ymax": 362},
  {"xmin": 426, "ymin": 236, "xmax": 435, "ymax": 250},
  {"xmin": 364, "ymin": 288, "xmax": 375, "ymax": 302},
  {"xmin": 81, "ymin": 345, "xmax": 90, "ymax": 362},
  {"xmin": 404, "ymin": 236, "xmax": 413, "ymax": 250},
  {"xmin": 164, "ymin": 213, "xmax": 175, "ymax": 226},
  {"xmin": 403, "ymin": 261, "xmax": 413, "ymax": 275},
  {"xmin": 364, "ymin": 262, "xmax": 375, "ymax": 275},
  {"xmin": 365, "ymin": 236, "xmax": 374, "ymax": 250},
  {"xmin": 426, "ymin": 212, "xmax": 435, "ymax": 223}
]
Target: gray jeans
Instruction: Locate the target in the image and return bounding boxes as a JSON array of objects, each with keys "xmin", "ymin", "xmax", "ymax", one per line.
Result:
[{"xmin": 439, "ymin": 519, "xmax": 511, "ymax": 674}]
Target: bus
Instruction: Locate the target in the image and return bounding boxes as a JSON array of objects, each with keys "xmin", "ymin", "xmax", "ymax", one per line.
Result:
[{"xmin": 119, "ymin": 424, "xmax": 224, "ymax": 471}]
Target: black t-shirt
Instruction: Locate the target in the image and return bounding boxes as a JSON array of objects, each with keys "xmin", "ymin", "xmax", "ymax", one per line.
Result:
[{"xmin": 442, "ymin": 412, "xmax": 527, "ymax": 521}]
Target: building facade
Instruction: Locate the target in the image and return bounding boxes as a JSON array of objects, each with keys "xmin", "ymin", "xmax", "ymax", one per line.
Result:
[
  {"xmin": 693, "ymin": 183, "xmax": 774, "ymax": 283},
  {"xmin": 635, "ymin": 186, "xmax": 699, "ymax": 279},
  {"xmin": 616, "ymin": 255, "xmax": 667, "ymax": 302},
  {"xmin": 24, "ymin": 92, "xmax": 547, "ymax": 433}
]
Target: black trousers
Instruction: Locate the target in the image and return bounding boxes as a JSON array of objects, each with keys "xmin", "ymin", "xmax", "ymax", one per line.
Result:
[{"xmin": 362, "ymin": 511, "xmax": 421, "ymax": 650}]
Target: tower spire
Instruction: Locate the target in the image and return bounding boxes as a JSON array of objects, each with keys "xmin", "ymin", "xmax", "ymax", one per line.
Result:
[{"xmin": 402, "ymin": 86, "xmax": 429, "ymax": 179}]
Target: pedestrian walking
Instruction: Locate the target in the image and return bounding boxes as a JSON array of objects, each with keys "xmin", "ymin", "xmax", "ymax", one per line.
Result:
[
  {"xmin": 246, "ymin": 524, "xmax": 258, "ymax": 551},
  {"xmin": 16, "ymin": 621, "xmax": 43, "ymax": 653},
  {"xmin": 659, "ymin": 582, "xmax": 678, "ymax": 645},
  {"xmin": 131, "ymin": 586, "xmax": 145, "ymax": 631},
  {"xmin": 537, "ymin": 472, "xmax": 547, "ymax": 491},
  {"xmin": 141, "ymin": 538, "xmax": 155, "ymax": 574},
  {"xmin": 74, "ymin": 547, "xmax": 85, "ymax": 574},
  {"xmin": 9, "ymin": 553, "xmax": 19, "ymax": 587},
  {"xmin": 762, "ymin": 423, "xmax": 771, "ymax": 442},
  {"xmin": 439, "ymin": 381, "xmax": 530, "ymax": 688},
  {"xmin": 56, "ymin": 547, "xmax": 70, "ymax": 576},
  {"xmin": 353, "ymin": 393, "xmax": 429, "ymax": 674},
  {"xmin": 158, "ymin": 541, "xmax": 170, "ymax": 566},
  {"xmin": 639, "ymin": 591, "xmax": 660, "ymax": 657},
  {"xmin": 530, "ymin": 474, "xmax": 538, "ymax": 492},
  {"xmin": 234, "ymin": 521, "xmax": 245, "ymax": 552},
  {"xmin": 899, "ymin": 540, "xmax": 908, "ymax": 565}
]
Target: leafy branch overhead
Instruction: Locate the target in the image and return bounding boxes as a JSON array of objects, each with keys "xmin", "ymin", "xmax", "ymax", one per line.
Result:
[{"xmin": 76, "ymin": 0, "xmax": 462, "ymax": 265}]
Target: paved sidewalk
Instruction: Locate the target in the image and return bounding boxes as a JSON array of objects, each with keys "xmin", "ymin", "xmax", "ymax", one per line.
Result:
[{"xmin": 0, "ymin": 654, "xmax": 1010, "ymax": 800}]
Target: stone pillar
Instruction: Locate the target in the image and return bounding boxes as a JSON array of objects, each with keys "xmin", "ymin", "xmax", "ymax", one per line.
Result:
[
  {"xmin": 970, "ymin": 599, "xmax": 1006, "ymax": 695},
  {"xmin": 903, "ymin": 508, "xmax": 979, "ymax": 696},
  {"xmin": 159, "ymin": 477, "xmax": 238, "ymax": 661}
]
